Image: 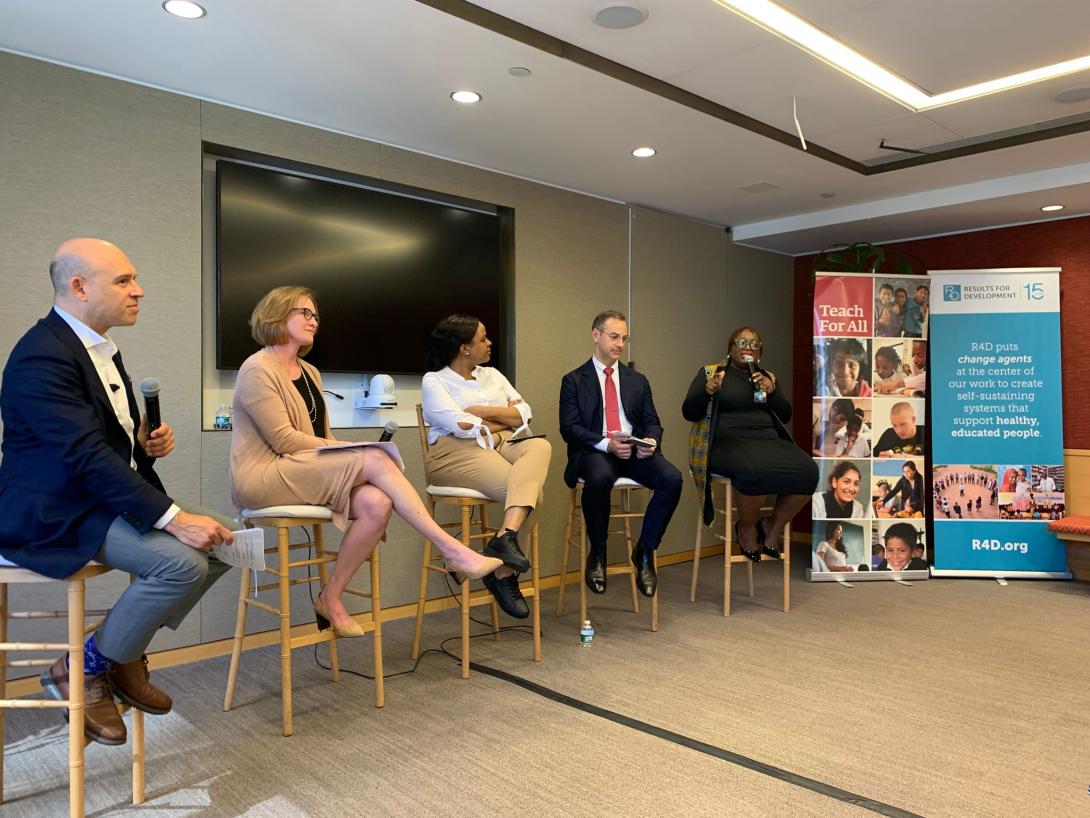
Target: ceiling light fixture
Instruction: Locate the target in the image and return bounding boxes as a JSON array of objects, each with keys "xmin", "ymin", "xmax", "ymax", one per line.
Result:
[
  {"xmin": 509, "ymin": 67, "xmax": 532, "ymax": 78},
  {"xmin": 450, "ymin": 90, "xmax": 481, "ymax": 104},
  {"xmin": 593, "ymin": 3, "xmax": 649, "ymax": 30},
  {"xmin": 632, "ymin": 147, "xmax": 656, "ymax": 158},
  {"xmin": 712, "ymin": 0, "xmax": 1090, "ymax": 111},
  {"xmin": 1040, "ymin": 204, "xmax": 1065, "ymax": 212},
  {"xmin": 162, "ymin": 1, "xmax": 206, "ymax": 19}
]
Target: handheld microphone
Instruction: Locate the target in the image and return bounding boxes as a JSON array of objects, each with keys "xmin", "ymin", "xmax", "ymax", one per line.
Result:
[
  {"xmin": 378, "ymin": 420, "xmax": 399, "ymax": 442},
  {"xmin": 742, "ymin": 356, "xmax": 767, "ymax": 404},
  {"xmin": 139, "ymin": 378, "xmax": 162, "ymax": 434}
]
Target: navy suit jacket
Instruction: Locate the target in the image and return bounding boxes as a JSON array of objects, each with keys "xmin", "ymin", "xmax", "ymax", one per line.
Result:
[
  {"xmin": 558, "ymin": 359, "xmax": 665, "ymax": 488},
  {"xmin": 0, "ymin": 310, "xmax": 172, "ymax": 579}
]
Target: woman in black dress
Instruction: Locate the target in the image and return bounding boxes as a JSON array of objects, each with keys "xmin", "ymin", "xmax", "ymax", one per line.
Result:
[{"xmin": 684, "ymin": 326, "xmax": 818, "ymax": 560}]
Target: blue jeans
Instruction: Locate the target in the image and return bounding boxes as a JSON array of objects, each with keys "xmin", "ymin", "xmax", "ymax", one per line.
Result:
[{"xmin": 92, "ymin": 502, "xmax": 233, "ymax": 663}]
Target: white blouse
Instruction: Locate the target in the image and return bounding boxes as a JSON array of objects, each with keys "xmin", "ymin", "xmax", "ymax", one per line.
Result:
[{"xmin": 421, "ymin": 366, "xmax": 533, "ymax": 449}]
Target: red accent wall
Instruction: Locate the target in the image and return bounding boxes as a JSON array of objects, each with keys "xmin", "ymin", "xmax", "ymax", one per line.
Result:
[{"xmin": 793, "ymin": 215, "xmax": 1090, "ymax": 452}]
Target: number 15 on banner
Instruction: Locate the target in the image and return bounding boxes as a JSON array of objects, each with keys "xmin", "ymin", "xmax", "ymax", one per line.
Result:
[{"xmin": 1024, "ymin": 282, "xmax": 1044, "ymax": 300}]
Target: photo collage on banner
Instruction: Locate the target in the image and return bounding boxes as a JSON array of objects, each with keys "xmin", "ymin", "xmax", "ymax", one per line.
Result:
[
  {"xmin": 929, "ymin": 269, "xmax": 1068, "ymax": 576},
  {"xmin": 811, "ymin": 272, "xmax": 931, "ymax": 580}
]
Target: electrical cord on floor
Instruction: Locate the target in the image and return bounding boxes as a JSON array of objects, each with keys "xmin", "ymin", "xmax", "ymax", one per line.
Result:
[{"xmin": 297, "ymin": 526, "xmax": 534, "ymax": 681}]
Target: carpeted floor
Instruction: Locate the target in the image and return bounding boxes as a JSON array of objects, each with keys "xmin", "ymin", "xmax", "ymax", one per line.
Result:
[{"xmin": 2, "ymin": 555, "xmax": 1088, "ymax": 817}]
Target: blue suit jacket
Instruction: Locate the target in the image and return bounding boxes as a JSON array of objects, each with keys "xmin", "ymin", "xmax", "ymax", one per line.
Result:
[
  {"xmin": 558, "ymin": 359, "xmax": 665, "ymax": 488},
  {"xmin": 0, "ymin": 311, "xmax": 172, "ymax": 578}
]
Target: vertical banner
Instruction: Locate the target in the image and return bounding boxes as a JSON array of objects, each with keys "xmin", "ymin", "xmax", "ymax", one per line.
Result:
[
  {"xmin": 929, "ymin": 268, "xmax": 1069, "ymax": 577},
  {"xmin": 810, "ymin": 272, "xmax": 931, "ymax": 581}
]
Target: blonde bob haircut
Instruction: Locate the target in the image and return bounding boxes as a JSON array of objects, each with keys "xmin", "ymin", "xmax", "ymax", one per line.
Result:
[{"xmin": 249, "ymin": 286, "xmax": 318, "ymax": 357}]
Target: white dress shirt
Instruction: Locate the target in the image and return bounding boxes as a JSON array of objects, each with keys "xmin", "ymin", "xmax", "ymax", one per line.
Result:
[
  {"xmin": 590, "ymin": 356, "xmax": 633, "ymax": 453},
  {"xmin": 421, "ymin": 366, "xmax": 532, "ymax": 449},
  {"xmin": 53, "ymin": 306, "xmax": 179, "ymax": 529}
]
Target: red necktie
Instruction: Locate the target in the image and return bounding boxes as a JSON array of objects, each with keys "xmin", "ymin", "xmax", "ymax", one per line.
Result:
[{"xmin": 604, "ymin": 366, "xmax": 621, "ymax": 437}]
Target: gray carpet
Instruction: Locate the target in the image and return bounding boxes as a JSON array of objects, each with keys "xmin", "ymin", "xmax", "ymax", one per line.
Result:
[{"xmin": 2, "ymin": 554, "xmax": 1088, "ymax": 817}]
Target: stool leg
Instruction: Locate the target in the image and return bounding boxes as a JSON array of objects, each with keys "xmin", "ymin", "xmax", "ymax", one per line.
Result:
[
  {"xmin": 556, "ymin": 490, "xmax": 576, "ymax": 616},
  {"xmin": 690, "ymin": 504, "xmax": 703, "ymax": 602},
  {"xmin": 370, "ymin": 547, "xmax": 385, "ymax": 708},
  {"xmin": 67, "ymin": 578, "xmax": 85, "ymax": 818},
  {"xmin": 131, "ymin": 709, "xmax": 144, "ymax": 804},
  {"xmin": 530, "ymin": 522, "xmax": 542, "ymax": 662},
  {"xmin": 651, "ymin": 550, "xmax": 659, "ymax": 633},
  {"xmin": 460, "ymin": 505, "xmax": 472, "ymax": 680},
  {"xmin": 0, "ymin": 583, "xmax": 7, "ymax": 804},
  {"xmin": 480, "ymin": 506, "xmax": 500, "ymax": 638},
  {"xmin": 623, "ymin": 490, "xmax": 639, "ymax": 614},
  {"xmin": 223, "ymin": 562, "xmax": 251, "ymax": 711},
  {"xmin": 277, "ymin": 526, "xmax": 293, "ymax": 737},
  {"xmin": 783, "ymin": 522, "xmax": 792, "ymax": 613},
  {"xmin": 411, "ymin": 531, "xmax": 433, "ymax": 661},
  {"xmin": 579, "ymin": 500, "xmax": 588, "ymax": 627},
  {"xmin": 314, "ymin": 524, "xmax": 340, "ymax": 683},
  {"xmin": 724, "ymin": 484, "xmax": 733, "ymax": 617}
]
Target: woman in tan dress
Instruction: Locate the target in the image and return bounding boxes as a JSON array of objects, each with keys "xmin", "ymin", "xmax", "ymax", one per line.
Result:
[{"xmin": 230, "ymin": 287, "xmax": 502, "ymax": 637}]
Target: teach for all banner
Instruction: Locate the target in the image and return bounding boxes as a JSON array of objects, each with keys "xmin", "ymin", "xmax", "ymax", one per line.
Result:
[
  {"xmin": 810, "ymin": 272, "xmax": 931, "ymax": 582},
  {"xmin": 929, "ymin": 268, "xmax": 1069, "ymax": 578}
]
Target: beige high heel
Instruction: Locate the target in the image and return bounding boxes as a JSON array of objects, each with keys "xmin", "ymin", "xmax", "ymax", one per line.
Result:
[
  {"xmin": 444, "ymin": 553, "xmax": 503, "ymax": 581},
  {"xmin": 314, "ymin": 592, "xmax": 365, "ymax": 638}
]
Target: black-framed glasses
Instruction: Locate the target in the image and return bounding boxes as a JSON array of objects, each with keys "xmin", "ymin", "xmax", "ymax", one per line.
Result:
[
  {"xmin": 290, "ymin": 307, "xmax": 320, "ymax": 323},
  {"xmin": 733, "ymin": 338, "xmax": 761, "ymax": 350}
]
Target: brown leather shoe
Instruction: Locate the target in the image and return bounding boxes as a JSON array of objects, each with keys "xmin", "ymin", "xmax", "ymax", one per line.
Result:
[
  {"xmin": 40, "ymin": 656, "xmax": 127, "ymax": 746},
  {"xmin": 108, "ymin": 655, "xmax": 172, "ymax": 715}
]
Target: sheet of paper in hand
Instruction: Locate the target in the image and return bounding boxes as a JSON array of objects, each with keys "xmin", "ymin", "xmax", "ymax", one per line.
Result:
[
  {"xmin": 314, "ymin": 440, "xmax": 404, "ymax": 470},
  {"xmin": 214, "ymin": 527, "xmax": 266, "ymax": 570}
]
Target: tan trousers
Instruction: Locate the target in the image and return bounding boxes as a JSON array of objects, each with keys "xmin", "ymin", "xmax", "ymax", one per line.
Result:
[{"xmin": 425, "ymin": 432, "xmax": 552, "ymax": 538}]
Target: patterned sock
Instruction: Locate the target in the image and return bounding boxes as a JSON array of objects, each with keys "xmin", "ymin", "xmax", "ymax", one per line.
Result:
[{"xmin": 66, "ymin": 634, "xmax": 113, "ymax": 675}]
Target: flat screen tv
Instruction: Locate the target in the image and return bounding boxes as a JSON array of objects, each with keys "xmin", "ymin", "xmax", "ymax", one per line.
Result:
[{"xmin": 216, "ymin": 159, "xmax": 510, "ymax": 374}]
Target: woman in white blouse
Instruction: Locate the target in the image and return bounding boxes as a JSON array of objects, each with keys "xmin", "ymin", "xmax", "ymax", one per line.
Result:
[{"xmin": 421, "ymin": 315, "xmax": 552, "ymax": 618}]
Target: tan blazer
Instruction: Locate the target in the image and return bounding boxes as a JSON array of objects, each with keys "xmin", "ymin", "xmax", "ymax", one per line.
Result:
[{"xmin": 229, "ymin": 348, "xmax": 363, "ymax": 529}]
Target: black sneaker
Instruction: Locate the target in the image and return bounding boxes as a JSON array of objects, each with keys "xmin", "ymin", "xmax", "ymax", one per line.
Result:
[
  {"xmin": 482, "ymin": 529, "xmax": 530, "ymax": 573},
  {"xmin": 482, "ymin": 572, "xmax": 530, "ymax": 619}
]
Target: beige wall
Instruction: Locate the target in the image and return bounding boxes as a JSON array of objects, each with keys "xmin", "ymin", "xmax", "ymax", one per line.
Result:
[{"xmin": 0, "ymin": 52, "xmax": 793, "ymax": 659}]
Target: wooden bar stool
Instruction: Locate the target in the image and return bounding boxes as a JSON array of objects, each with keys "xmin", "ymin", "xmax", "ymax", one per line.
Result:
[
  {"xmin": 691, "ymin": 475, "xmax": 791, "ymax": 615},
  {"xmin": 411, "ymin": 405, "xmax": 542, "ymax": 679},
  {"xmin": 556, "ymin": 478, "xmax": 658, "ymax": 632},
  {"xmin": 223, "ymin": 506, "xmax": 383, "ymax": 737},
  {"xmin": 0, "ymin": 562, "xmax": 145, "ymax": 817}
]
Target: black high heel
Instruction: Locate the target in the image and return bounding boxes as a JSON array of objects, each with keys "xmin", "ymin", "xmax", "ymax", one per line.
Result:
[
  {"xmin": 758, "ymin": 518, "xmax": 781, "ymax": 560},
  {"xmin": 735, "ymin": 522, "xmax": 762, "ymax": 563}
]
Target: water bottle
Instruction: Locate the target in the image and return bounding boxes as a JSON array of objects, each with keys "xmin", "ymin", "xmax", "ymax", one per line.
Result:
[
  {"xmin": 580, "ymin": 619, "xmax": 594, "ymax": 647},
  {"xmin": 214, "ymin": 403, "xmax": 232, "ymax": 431}
]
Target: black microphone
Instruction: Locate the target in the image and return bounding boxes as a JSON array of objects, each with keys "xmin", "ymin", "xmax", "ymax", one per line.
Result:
[
  {"xmin": 139, "ymin": 378, "xmax": 162, "ymax": 434},
  {"xmin": 743, "ymin": 356, "xmax": 767, "ymax": 403},
  {"xmin": 378, "ymin": 420, "xmax": 399, "ymax": 442}
]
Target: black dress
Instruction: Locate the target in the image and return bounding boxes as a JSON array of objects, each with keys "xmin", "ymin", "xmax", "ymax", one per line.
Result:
[{"xmin": 683, "ymin": 364, "xmax": 818, "ymax": 496}]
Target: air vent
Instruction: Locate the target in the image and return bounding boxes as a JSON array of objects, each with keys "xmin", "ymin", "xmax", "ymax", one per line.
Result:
[{"xmin": 738, "ymin": 181, "xmax": 781, "ymax": 194}]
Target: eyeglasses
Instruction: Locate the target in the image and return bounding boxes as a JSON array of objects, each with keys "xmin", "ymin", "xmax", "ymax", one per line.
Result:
[
  {"xmin": 597, "ymin": 331, "xmax": 630, "ymax": 343},
  {"xmin": 733, "ymin": 338, "xmax": 762, "ymax": 350},
  {"xmin": 290, "ymin": 307, "xmax": 320, "ymax": 323}
]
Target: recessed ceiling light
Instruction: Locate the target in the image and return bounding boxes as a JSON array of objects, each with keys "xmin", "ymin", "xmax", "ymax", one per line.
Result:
[
  {"xmin": 632, "ymin": 147, "xmax": 656, "ymax": 158},
  {"xmin": 713, "ymin": 0, "xmax": 1090, "ymax": 111},
  {"xmin": 450, "ymin": 90, "xmax": 481, "ymax": 104},
  {"xmin": 509, "ymin": 67, "xmax": 532, "ymax": 78},
  {"xmin": 820, "ymin": 192, "xmax": 836, "ymax": 199},
  {"xmin": 593, "ymin": 3, "xmax": 649, "ymax": 29},
  {"xmin": 1040, "ymin": 204, "xmax": 1064, "ymax": 212},
  {"xmin": 162, "ymin": 1, "xmax": 206, "ymax": 19}
]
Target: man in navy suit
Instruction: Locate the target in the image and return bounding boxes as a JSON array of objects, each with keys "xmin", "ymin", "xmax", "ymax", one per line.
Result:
[
  {"xmin": 0, "ymin": 238, "xmax": 233, "ymax": 746},
  {"xmin": 559, "ymin": 310, "xmax": 682, "ymax": 597}
]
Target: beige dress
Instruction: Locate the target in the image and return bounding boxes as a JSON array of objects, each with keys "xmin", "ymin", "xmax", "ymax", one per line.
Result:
[{"xmin": 229, "ymin": 348, "xmax": 366, "ymax": 529}]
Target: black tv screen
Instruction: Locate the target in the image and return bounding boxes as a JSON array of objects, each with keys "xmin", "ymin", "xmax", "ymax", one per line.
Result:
[{"xmin": 216, "ymin": 160, "xmax": 507, "ymax": 374}]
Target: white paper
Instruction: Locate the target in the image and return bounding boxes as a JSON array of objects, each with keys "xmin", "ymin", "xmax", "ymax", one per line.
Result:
[
  {"xmin": 214, "ymin": 528, "xmax": 266, "ymax": 570},
  {"xmin": 314, "ymin": 440, "xmax": 404, "ymax": 470}
]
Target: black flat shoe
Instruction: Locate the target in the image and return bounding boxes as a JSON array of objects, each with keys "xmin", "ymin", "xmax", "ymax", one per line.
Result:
[
  {"xmin": 482, "ymin": 571, "xmax": 529, "ymax": 618},
  {"xmin": 585, "ymin": 549, "xmax": 607, "ymax": 594},
  {"xmin": 735, "ymin": 522, "xmax": 762, "ymax": 563},
  {"xmin": 483, "ymin": 529, "xmax": 530, "ymax": 573}
]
